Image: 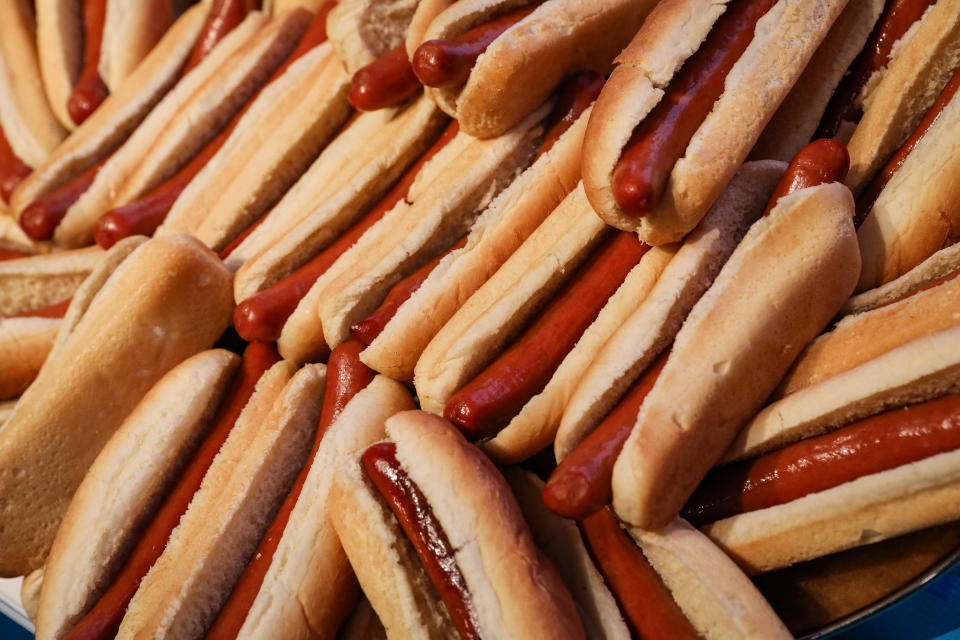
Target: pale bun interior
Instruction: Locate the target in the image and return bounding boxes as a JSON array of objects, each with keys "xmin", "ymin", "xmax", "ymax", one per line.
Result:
[
  {"xmin": 327, "ymin": 0, "xmax": 421, "ymax": 74},
  {"xmin": 0, "ymin": 246, "xmax": 103, "ymax": 317}
]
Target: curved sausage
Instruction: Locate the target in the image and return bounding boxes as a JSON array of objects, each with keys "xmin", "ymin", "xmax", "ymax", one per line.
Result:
[
  {"xmin": 362, "ymin": 442, "xmax": 481, "ymax": 640},
  {"xmin": 444, "ymin": 231, "xmax": 649, "ymax": 441},
  {"xmin": 762, "ymin": 138, "xmax": 849, "ymax": 217},
  {"xmin": 412, "ymin": 5, "xmax": 538, "ymax": 88},
  {"xmin": 579, "ymin": 509, "xmax": 699, "ymax": 639},
  {"xmin": 349, "ymin": 43, "xmax": 422, "ymax": 111},
  {"xmin": 183, "ymin": 0, "xmax": 260, "ymax": 74},
  {"xmin": 67, "ymin": 0, "xmax": 110, "ymax": 125},
  {"xmin": 536, "ymin": 71, "xmax": 605, "ymax": 159},
  {"xmin": 541, "ymin": 352, "xmax": 668, "ymax": 520},
  {"xmin": 0, "ymin": 125, "xmax": 32, "ymax": 203},
  {"xmin": 233, "ymin": 120, "xmax": 459, "ymax": 343},
  {"xmin": 204, "ymin": 340, "xmax": 373, "ymax": 640},
  {"xmin": 682, "ymin": 392, "xmax": 960, "ymax": 527},
  {"xmin": 19, "ymin": 160, "xmax": 104, "ymax": 240},
  {"xmin": 611, "ymin": 0, "xmax": 778, "ymax": 217},
  {"xmin": 63, "ymin": 342, "xmax": 280, "ymax": 640}
]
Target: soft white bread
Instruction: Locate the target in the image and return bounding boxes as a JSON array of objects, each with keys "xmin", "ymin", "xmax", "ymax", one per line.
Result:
[
  {"xmin": 557, "ymin": 161, "xmax": 783, "ymax": 459},
  {"xmin": 0, "ymin": 209, "xmax": 38, "ymax": 255},
  {"xmin": 117, "ymin": 362, "xmax": 323, "ymax": 640},
  {"xmin": 631, "ymin": 518, "xmax": 791, "ymax": 638},
  {"xmin": 57, "ymin": 10, "xmax": 310, "ymax": 248},
  {"xmin": 405, "ymin": 0, "xmax": 453, "ymax": 60},
  {"xmin": 316, "ymin": 105, "xmax": 546, "ymax": 353},
  {"xmin": 749, "ymin": 0, "xmax": 885, "ymax": 162},
  {"xmin": 845, "ymin": 0, "xmax": 960, "ymax": 195},
  {"xmin": 419, "ymin": 0, "xmax": 657, "ymax": 138},
  {"xmin": 727, "ymin": 325, "xmax": 960, "ymax": 462},
  {"xmin": 360, "ymin": 107, "xmax": 589, "ymax": 383},
  {"xmin": 703, "ymin": 447, "xmax": 960, "ymax": 575},
  {"xmin": 612, "ymin": 182, "xmax": 861, "ymax": 528},
  {"xmin": 35, "ymin": 350, "xmax": 239, "ymax": 640},
  {"xmin": 10, "ymin": 4, "xmax": 208, "ymax": 218},
  {"xmin": 160, "ymin": 43, "xmax": 352, "ymax": 252},
  {"xmin": 777, "ymin": 267, "xmax": 960, "ymax": 398},
  {"xmin": 0, "ymin": 0, "xmax": 67, "ymax": 167},
  {"xmin": 227, "ymin": 95, "xmax": 445, "ymax": 281},
  {"xmin": 505, "ymin": 469, "xmax": 630, "ymax": 640},
  {"xmin": 0, "ymin": 234, "xmax": 233, "ymax": 576},
  {"xmin": 583, "ymin": 0, "xmax": 847, "ymax": 243},
  {"xmin": 329, "ymin": 410, "xmax": 585, "ymax": 640},
  {"xmin": 98, "ymin": 0, "xmax": 175, "ymax": 91},
  {"xmin": 844, "ymin": 241, "xmax": 960, "ymax": 314},
  {"xmin": 414, "ymin": 183, "xmax": 605, "ymax": 414},
  {"xmin": 21, "ymin": 568, "xmax": 43, "ymax": 624},
  {"xmin": 0, "ymin": 317, "xmax": 60, "ymax": 401},
  {"xmin": 35, "ymin": 0, "xmax": 82, "ymax": 131},
  {"xmin": 236, "ymin": 375, "xmax": 414, "ymax": 640},
  {"xmin": 0, "ymin": 246, "xmax": 103, "ymax": 316},
  {"xmin": 327, "ymin": 0, "xmax": 421, "ymax": 74}
]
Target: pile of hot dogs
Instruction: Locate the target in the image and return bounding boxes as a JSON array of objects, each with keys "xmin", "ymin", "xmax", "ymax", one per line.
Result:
[{"xmin": 1, "ymin": 0, "xmax": 959, "ymax": 637}]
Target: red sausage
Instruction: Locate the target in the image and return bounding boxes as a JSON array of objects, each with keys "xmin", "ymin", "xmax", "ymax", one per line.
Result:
[
  {"xmin": 67, "ymin": 0, "xmax": 110, "ymax": 125},
  {"xmin": 761, "ymin": 138, "xmax": 849, "ymax": 217},
  {"xmin": 8, "ymin": 298, "xmax": 72, "ymax": 319},
  {"xmin": 444, "ymin": 231, "xmax": 649, "ymax": 441},
  {"xmin": 205, "ymin": 340, "xmax": 373, "ymax": 640},
  {"xmin": 611, "ymin": 0, "xmax": 778, "ymax": 217},
  {"xmin": 541, "ymin": 352, "xmax": 668, "ymax": 520},
  {"xmin": 815, "ymin": 0, "xmax": 935, "ymax": 140},
  {"xmin": 63, "ymin": 343, "xmax": 280, "ymax": 640},
  {"xmin": 183, "ymin": 0, "xmax": 260, "ymax": 74},
  {"xmin": 362, "ymin": 442, "xmax": 481, "ymax": 640},
  {"xmin": 412, "ymin": 5, "xmax": 539, "ymax": 88},
  {"xmin": 536, "ymin": 71, "xmax": 605, "ymax": 159},
  {"xmin": 682, "ymin": 392, "xmax": 960, "ymax": 527},
  {"xmin": 233, "ymin": 120, "xmax": 459, "ymax": 343},
  {"xmin": 94, "ymin": 3, "xmax": 337, "ymax": 250},
  {"xmin": 349, "ymin": 43, "xmax": 423, "ymax": 111},
  {"xmin": 579, "ymin": 509, "xmax": 699, "ymax": 639},
  {"xmin": 0, "ymin": 125, "xmax": 32, "ymax": 203},
  {"xmin": 19, "ymin": 160, "xmax": 104, "ymax": 240},
  {"xmin": 0, "ymin": 249, "xmax": 32, "ymax": 262},
  {"xmin": 855, "ymin": 63, "xmax": 960, "ymax": 225}
]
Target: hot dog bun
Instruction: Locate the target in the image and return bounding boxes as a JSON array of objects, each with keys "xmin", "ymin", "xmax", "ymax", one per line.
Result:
[
  {"xmin": 329, "ymin": 410, "xmax": 585, "ymax": 639},
  {"xmin": 583, "ymin": 0, "xmax": 847, "ymax": 243},
  {"xmin": 98, "ymin": 0, "xmax": 176, "ymax": 91},
  {"xmin": 613, "ymin": 181, "xmax": 860, "ymax": 528},
  {"xmin": 0, "ymin": 246, "xmax": 102, "ymax": 316},
  {"xmin": 327, "ymin": 0, "xmax": 423, "ymax": 74},
  {"xmin": 0, "ymin": 234, "xmax": 233, "ymax": 575},
  {"xmin": 0, "ymin": 316, "xmax": 60, "ymax": 401}
]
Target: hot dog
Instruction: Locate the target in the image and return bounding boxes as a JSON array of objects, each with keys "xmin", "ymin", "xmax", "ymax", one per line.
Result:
[
  {"xmin": 349, "ymin": 43, "xmax": 423, "ymax": 111},
  {"xmin": 583, "ymin": 0, "xmax": 848, "ymax": 243},
  {"xmin": 0, "ymin": 127, "xmax": 34, "ymax": 204},
  {"xmin": 65, "ymin": 0, "xmax": 110, "ymax": 126},
  {"xmin": 0, "ymin": 246, "xmax": 103, "ymax": 317}
]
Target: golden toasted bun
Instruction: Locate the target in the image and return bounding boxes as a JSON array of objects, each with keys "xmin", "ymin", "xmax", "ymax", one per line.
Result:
[
  {"xmin": 117, "ymin": 362, "xmax": 322, "ymax": 639},
  {"xmin": 360, "ymin": 107, "xmax": 589, "ymax": 383},
  {"xmin": 327, "ymin": 0, "xmax": 422, "ymax": 74},
  {"xmin": 98, "ymin": 0, "xmax": 175, "ymax": 91},
  {"xmin": 0, "ymin": 246, "xmax": 103, "ymax": 316},
  {"xmin": 505, "ymin": 469, "xmax": 631, "ymax": 640},
  {"xmin": 58, "ymin": 10, "xmax": 310, "ymax": 248},
  {"xmin": 235, "ymin": 375, "xmax": 413, "ymax": 639},
  {"xmin": 845, "ymin": 0, "xmax": 960, "ymax": 195},
  {"xmin": 0, "ymin": 234, "xmax": 233, "ymax": 576},
  {"xmin": 0, "ymin": 399, "xmax": 16, "ymax": 425},
  {"xmin": 228, "ymin": 95, "xmax": 445, "ymax": 282},
  {"xmin": 632, "ymin": 518, "xmax": 791, "ymax": 637},
  {"xmin": 583, "ymin": 0, "xmax": 847, "ymax": 243},
  {"xmin": 330, "ymin": 410, "xmax": 585, "ymax": 640},
  {"xmin": 419, "ymin": 0, "xmax": 656, "ymax": 138},
  {"xmin": 613, "ymin": 182, "xmax": 861, "ymax": 529},
  {"xmin": 0, "ymin": 317, "xmax": 60, "ymax": 401},
  {"xmin": 844, "ymin": 241, "xmax": 960, "ymax": 313},
  {"xmin": 777, "ymin": 266, "xmax": 960, "ymax": 398},
  {"xmin": 557, "ymin": 161, "xmax": 783, "ymax": 459},
  {"xmin": 10, "ymin": 4, "xmax": 209, "ymax": 218},
  {"xmin": 35, "ymin": 350, "xmax": 239, "ymax": 640},
  {"xmin": 750, "ymin": 0, "xmax": 885, "ymax": 162},
  {"xmin": 704, "ymin": 448, "xmax": 960, "ymax": 575},
  {"xmin": 0, "ymin": 0, "xmax": 67, "ymax": 168}
]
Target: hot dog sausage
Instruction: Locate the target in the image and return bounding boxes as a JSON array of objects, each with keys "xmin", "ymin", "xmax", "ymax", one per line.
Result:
[
  {"xmin": 682, "ymin": 392, "xmax": 960, "ymax": 526},
  {"xmin": 63, "ymin": 342, "xmax": 280, "ymax": 640},
  {"xmin": 362, "ymin": 442, "xmax": 481, "ymax": 640},
  {"xmin": 444, "ymin": 230, "xmax": 649, "ymax": 441},
  {"xmin": 0, "ymin": 125, "xmax": 32, "ymax": 203},
  {"xmin": 19, "ymin": 160, "xmax": 104, "ymax": 240},
  {"xmin": 611, "ymin": 0, "xmax": 777, "ymax": 217},
  {"xmin": 205, "ymin": 340, "xmax": 373, "ymax": 640},
  {"xmin": 762, "ymin": 138, "xmax": 849, "ymax": 217},
  {"xmin": 67, "ymin": 0, "xmax": 110, "ymax": 125},
  {"xmin": 579, "ymin": 509, "xmax": 699, "ymax": 639},
  {"xmin": 233, "ymin": 120, "xmax": 459, "ymax": 343},
  {"xmin": 8, "ymin": 298, "xmax": 72, "ymax": 320},
  {"xmin": 183, "ymin": 0, "xmax": 260, "ymax": 74},
  {"xmin": 0, "ymin": 249, "xmax": 32, "ymax": 262},
  {"xmin": 412, "ymin": 5, "xmax": 539, "ymax": 88},
  {"xmin": 349, "ymin": 43, "xmax": 423, "ymax": 111},
  {"xmin": 541, "ymin": 353, "xmax": 667, "ymax": 520}
]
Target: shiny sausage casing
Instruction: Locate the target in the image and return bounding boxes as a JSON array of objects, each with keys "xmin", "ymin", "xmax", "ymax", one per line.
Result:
[
  {"xmin": 762, "ymin": 138, "xmax": 849, "ymax": 217},
  {"xmin": 67, "ymin": 0, "xmax": 110, "ymax": 125},
  {"xmin": 349, "ymin": 44, "xmax": 422, "ymax": 111},
  {"xmin": 19, "ymin": 161, "xmax": 104, "ymax": 240}
]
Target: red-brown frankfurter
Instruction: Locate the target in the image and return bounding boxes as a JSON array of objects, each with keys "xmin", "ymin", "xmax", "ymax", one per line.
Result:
[
  {"xmin": 186, "ymin": 0, "xmax": 262, "ymax": 73},
  {"xmin": 349, "ymin": 43, "xmax": 423, "ymax": 111},
  {"xmin": 0, "ymin": 126, "xmax": 32, "ymax": 204},
  {"xmin": 66, "ymin": 0, "xmax": 110, "ymax": 126}
]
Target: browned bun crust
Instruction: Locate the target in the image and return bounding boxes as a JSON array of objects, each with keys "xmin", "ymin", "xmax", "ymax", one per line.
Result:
[
  {"xmin": 0, "ymin": 316, "xmax": 60, "ymax": 401},
  {"xmin": 613, "ymin": 182, "xmax": 861, "ymax": 529},
  {"xmin": 330, "ymin": 410, "xmax": 586, "ymax": 639},
  {"xmin": 583, "ymin": 0, "xmax": 847, "ymax": 244},
  {"xmin": 419, "ymin": 0, "xmax": 655, "ymax": 138},
  {"xmin": 0, "ymin": 234, "xmax": 233, "ymax": 576}
]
